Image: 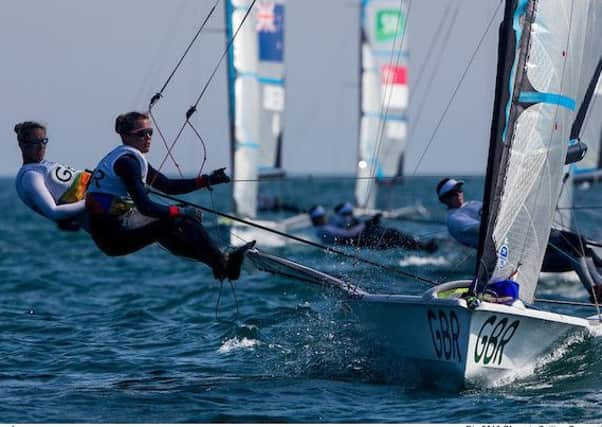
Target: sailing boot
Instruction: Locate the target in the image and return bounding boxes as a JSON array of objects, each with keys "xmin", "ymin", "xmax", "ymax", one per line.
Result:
[{"xmin": 226, "ymin": 240, "xmax": 256, "ymax": 280}]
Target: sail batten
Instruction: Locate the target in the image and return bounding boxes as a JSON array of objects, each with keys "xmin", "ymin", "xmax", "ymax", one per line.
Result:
[{"xmin": 476, "ymin": 0, "xmax": 600, "ymax": 303}]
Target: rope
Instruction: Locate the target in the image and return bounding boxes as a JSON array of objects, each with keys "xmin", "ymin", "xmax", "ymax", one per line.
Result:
[
  {"xmin": 147, "ymin": 189, "xmax": 441, "ymax": 287},
  {"xmin": 152, "ymin": 0, "xmax": 257, "ymax": 180},
  {"xmin": 148, "ymin": 0, "xmax": 222, "ymax": 109},
  {"xmin": 411, "ymin": 0, "xmax": 504, "ymax": 175}
]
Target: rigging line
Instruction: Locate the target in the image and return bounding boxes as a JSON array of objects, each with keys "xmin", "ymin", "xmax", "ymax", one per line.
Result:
[
  {"xmin": 152, "ymin": 0, "xmax": 258, "ymax": 178},
  {"xmin": 407, "ymin": 0, "xmax": 463, "ymax": 142},
  {"xmin": 147, "ymin": 189, "xmax": 441, "ymax": 286},
  {"xmin": 149, "ymin": 109, "xmax": 184, "ymax": 178},
  {"xmin": 149, "ymin": 0, "xmax": 222, "ymax": 109},
  {"xmin": 411, "ymin": 0, "xmax": 504, "ymax": 175}
]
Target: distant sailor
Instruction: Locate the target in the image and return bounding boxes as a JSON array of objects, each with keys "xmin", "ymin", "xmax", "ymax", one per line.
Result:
[
  {"xmin": 14, "ymin": 121, "xmax": 91, "ymax": 232},
  {"xmin": 309, "ymin": 203, "xmax": 437, "ymax": 252},
  {"xmin": 437, "ymin": 177, "xmax": 602, "ymax": 300},
  {"xmin": 86, "ymin": 111, "xmax": 254, "ymax": 280}
]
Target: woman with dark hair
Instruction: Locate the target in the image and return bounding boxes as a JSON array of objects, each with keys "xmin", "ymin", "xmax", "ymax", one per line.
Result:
[
  {"xmin": 86, "ymin": 111, "xmax": 253, "ymax": 280},
  {"xmin": 14, "ymin": 121, "xmax": 91, "ymax": 231}
]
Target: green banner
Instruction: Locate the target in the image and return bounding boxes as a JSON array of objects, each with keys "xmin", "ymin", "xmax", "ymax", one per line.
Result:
[{"xmin": 375, "ymin": 9, "xmax": 405, "ymax": 42}]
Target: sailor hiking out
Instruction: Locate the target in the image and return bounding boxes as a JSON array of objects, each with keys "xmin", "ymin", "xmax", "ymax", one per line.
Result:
[
  {"xmin": 86, "ymin": 111, "xmax": 254, "ymax": 281},
  {"xmin": 14, "ymin": 121, "xmax": 91, "ymax": 232},
  {"xmin": 309, "ymin": 202, "xmax": 437, "ymax": 252},
  {"xmin": 437, "ymin": 177, "xmax": 602, "ymax": 301}
]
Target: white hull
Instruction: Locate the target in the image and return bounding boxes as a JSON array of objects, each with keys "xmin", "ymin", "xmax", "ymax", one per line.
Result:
[
  {"xmin": 229, "ymin": 213, "xmax": 311, "ymax": 247},
  {"xmin": 349, "ymin": 281, "xmax": 601, "ymax": 389}
]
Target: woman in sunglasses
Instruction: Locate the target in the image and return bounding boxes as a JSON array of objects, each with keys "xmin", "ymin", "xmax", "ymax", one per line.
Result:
[
  {"xmin": 86, "ymin": 111, "xmax": 253, "ymax": 281},
  {"xmin": 15, "ymin": 121, "xmax": 91, "ymax": 231}
]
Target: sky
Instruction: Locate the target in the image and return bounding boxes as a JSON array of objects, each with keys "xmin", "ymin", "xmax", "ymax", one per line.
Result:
[{"xmin": 0, "ymin": 0, "xmax": 502, "ymax": 178}]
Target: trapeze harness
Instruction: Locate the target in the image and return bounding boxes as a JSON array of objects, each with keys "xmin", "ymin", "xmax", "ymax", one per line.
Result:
[
  {"xmin": 85, "ymin": 145, "xmax": 223, "ymax": 269},
  {"xmin": 16, "ymin": 160, "xmax": 91, "ymax": 229}
]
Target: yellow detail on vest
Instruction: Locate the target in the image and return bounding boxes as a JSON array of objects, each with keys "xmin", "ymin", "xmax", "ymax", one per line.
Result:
[{"xmin": 58, "ymin": 171, "xmax": 91, "ymax": 204}]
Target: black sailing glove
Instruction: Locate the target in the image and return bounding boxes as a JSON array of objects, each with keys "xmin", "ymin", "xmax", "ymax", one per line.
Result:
[
  {"xmin": 200, "ymin": 167, "xmax": 231, "ymax": 191},
  {"xmin": 207, "ymin": 167, "xmax": 231, "ymax": 186}
]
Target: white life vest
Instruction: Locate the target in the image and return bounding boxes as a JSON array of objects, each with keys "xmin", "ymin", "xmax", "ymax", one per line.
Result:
[
  {"xmin": 16, "ymin": 160, "xmax": 90, "ymax": 214},
  {"xmin": 86, "ymin": 145, "xmax": 148, "ymax": 215},
  {"xmin": 88, "ymin": 145, "xmax": 148, "ymax": 197}
]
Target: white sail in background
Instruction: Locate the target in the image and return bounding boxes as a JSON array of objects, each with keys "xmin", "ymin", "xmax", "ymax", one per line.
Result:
[
  {"xmin": 226, "ymin": 0, "xmax": 286, "ymax": 218},
  {"xmin": 477, "ymin": 0, "xmax": 601, "ymax": 304},
  {"xmin": 355, "ymin": 0, "xmax": 409, "ymax": 209}
]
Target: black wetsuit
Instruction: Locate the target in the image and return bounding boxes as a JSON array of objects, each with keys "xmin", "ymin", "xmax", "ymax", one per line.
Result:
[{"xmin": 88, "ymin": 154, "xmax": 224, "ymax": 272}]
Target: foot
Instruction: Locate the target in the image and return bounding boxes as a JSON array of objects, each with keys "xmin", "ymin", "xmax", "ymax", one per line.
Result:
[{"xmin": 226, "ymin": 240, "xmax": 256, "ymax": 280}]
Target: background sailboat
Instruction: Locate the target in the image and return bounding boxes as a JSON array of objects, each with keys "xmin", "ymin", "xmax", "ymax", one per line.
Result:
[
  {"xmin": 225, "ymin": 0, "xmax": 309, "ymax": 246},
  {"xmin": 354, "ymin": 0, "xmax": 425, "ymax": 219}
]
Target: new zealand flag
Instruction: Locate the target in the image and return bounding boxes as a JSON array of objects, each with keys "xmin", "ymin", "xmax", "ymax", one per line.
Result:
[{"xmin": 257, "ymin": 2, "xmax": 284, "ymax": 62}]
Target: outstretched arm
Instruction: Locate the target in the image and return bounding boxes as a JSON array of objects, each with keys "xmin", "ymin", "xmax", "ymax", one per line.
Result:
[
  {"xmin": 146, "ymin": 165, "xmax": 230, "ymax": 195},
  {"xmin": 22, "ymin": 171, "xmax": 86, "ymax": 221},
  {"xmin": 146, "ymin": 164, "xmax": 203, "ymax": 194}
]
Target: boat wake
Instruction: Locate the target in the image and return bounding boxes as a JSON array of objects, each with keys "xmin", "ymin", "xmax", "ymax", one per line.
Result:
[{"xmin": 398, "ymin": 255, "xmax": 449, "ymax": 267}]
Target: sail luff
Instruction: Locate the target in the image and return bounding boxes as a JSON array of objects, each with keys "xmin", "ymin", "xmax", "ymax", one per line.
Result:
[{"xmin": 476, "ymin": 0, "xmax": 597, "ymax": 303}]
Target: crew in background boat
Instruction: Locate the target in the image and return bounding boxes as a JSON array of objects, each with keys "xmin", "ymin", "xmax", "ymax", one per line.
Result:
[
  {"xmin": 309, "ymin": 203, "xmax": 437, "ymax": 252},
  {"xmin": 437, "ymin": 177, "xmax": 602, "ymax": 300},
  {"xmin": 85, "ymin": 111, "xmax": 254, "ymax": 281},
  {"xmin": 14, "ymin": 121, "xmax": 91, "ymax": 232}
]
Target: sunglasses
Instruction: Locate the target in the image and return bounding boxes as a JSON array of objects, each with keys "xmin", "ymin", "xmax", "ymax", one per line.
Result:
[
  {"xmin": 24, "ymin": 137, "xmax": 49, "ymax": 146},
  {"xmin": 129, "ymin": 128, "xmax": 153, "ymax": 138}
]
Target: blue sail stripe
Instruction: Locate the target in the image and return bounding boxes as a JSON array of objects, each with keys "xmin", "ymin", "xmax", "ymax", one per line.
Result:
[
  {"xmin": 518, "ymin": 92, "xmax": 576, "ymax": 111},
  {"xmin": 372, "ymin": 49, "xmax": 410, "ymax": 59},
  {"xmin": 258, "ymin": 76, "xmax": 285, "ymax": 85},
  {"xmin": 363, "ymin": 113, "xmax": 408, "ymax": 122},
  {"xmin": 235, "ymin": 71, "xmax": 284, "ymax": 86},
  {"xmin": 236, "ymin": 141, "xmax": 260, "ymax": 149}
]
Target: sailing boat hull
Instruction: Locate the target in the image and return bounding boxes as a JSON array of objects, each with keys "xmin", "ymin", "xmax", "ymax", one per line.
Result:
[{"xmin": 349, "ymin": 281, "xmax": 596, "ymax": 389}]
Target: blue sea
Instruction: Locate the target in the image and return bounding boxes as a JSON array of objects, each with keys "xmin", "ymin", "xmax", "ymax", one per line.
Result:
[{"xmin": 1, "ymin": 176, "xmax": 602, "ymax": 423}]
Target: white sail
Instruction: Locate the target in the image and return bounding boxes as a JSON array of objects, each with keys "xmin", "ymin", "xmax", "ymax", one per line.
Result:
[
  {"xmin": 477, "ymin": 0, "xmax": 601, "ymax": 304},
  {"xmin": 226, "ymin": 0, "xmax": 286, "ymax": 218},
  {"xmin": 355, "ymin": 0, "xmax": 409, "ymax": 209}
]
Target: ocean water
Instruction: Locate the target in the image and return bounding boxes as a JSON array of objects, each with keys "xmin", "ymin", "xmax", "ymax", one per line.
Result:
[{"xmin": 1, "ymin": 176, "xmax": 602, "ymax": 423}]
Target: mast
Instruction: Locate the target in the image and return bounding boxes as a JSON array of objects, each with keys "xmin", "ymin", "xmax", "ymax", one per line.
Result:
[
  {"xmin": 475, "ymin": 0, "xmax": 599, "ymax": 303},
  {"xmin": 572, "ymin": 60, "xmax": 602, "ymax": 184},
  {"xmin": 354, "ymin": 0, "xmax": 409, "ymax": 210}
]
